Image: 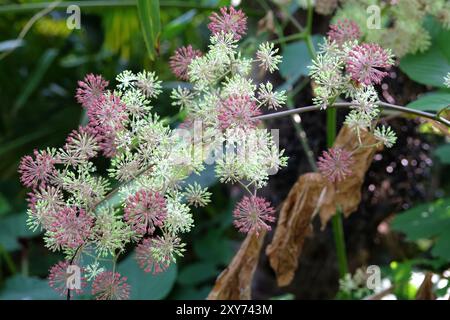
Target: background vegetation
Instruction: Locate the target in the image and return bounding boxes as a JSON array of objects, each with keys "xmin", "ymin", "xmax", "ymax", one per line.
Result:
[{"xmin": 0, "ymin": 0, "xmax": 449, "ymax": 300}]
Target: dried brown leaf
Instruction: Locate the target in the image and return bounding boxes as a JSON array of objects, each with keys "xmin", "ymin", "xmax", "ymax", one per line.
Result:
[
  {"xmin": 319, "ymin": 125, "xmax": 382, "ymax": 228},
  {"xmin": 266, "ymin": 125, "xmax": 382, "ymax": 286},
  {"xmin": 266, "ymin": 172, "xmax": 325, "ymax": 287},
  {"xmin": 207, "ymin": 231, "xmax": 266, "ymax": 300},
  {"xmin": 415, "ymin": 272, "xmax": 436, "ymax": 300},
  {"xmin": 257, "ymin": 10, "xmax": 275, "ymax": 35}
]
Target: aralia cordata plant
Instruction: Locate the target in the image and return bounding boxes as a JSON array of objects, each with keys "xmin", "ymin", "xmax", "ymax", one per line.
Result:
[{"xmin": 19, "ymin": 5, "xmax": 288, "ymax": 300}]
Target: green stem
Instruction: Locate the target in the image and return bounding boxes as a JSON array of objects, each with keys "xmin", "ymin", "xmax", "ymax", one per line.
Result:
[
  {"xmin": 326, "ymin": 107, "xmax": 337, "ymax": 147},
  {"xmin": 305, "ymin": 0, "xmax": 316, "ymax": 59},
  {"xmin": 307, "ymin": 0, "xmax": 349, "ymax": 280},
  {"xmin": 272, "ymin": 32, "xmax": 306, "ymax": 45},
  {"xmin": 327, "ymin": 103, "xmax": 348, "ymax": 278},
  {"xmin": 331, "ymin": 210, "xmax": 349, "ymax": 278},
  {"xmin": 326, "ymin": 99, "xmax": 348, "ymax": 278}
]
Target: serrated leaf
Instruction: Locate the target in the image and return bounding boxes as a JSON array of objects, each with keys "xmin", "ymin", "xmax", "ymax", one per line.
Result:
[{"xmin": 137, "ymin": 0, "xmax": 161, "ymax": 60}]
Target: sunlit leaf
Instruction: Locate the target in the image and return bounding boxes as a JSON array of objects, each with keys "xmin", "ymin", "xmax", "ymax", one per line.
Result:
[{"xmin": 137, "ymin": 0, "xmax": 161, "ymax": 60}]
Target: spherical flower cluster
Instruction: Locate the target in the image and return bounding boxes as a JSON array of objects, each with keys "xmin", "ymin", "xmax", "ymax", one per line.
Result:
[
  {"xmin": 19, "ymin": 149, "xmax": 56, "ymax": 189},
  {"xmin": 317, "ymin": 148, "xmax": 354, "ymax": 183},
  {"xmin": 255, "ymin": 42, "xmax": 282, "ymax": 73},
  {"xmin": 63, "ymin": 126, "xmax": 99, "ymax": 162},
  {"xmin": 124, "ymin": 189, "xmax": 167, "ymax": 235},
  {"xmin": 233, "ymin": 196, "xmax": 276, "ymax": 235},
  {"xmin": 48, "ymin": 207, "xmax": 93, "ymax": 250},
  {"xmin": 136, "ymin": 235, "xmax": 185, "ymax": 274},
  {"xmin": 92, "ymin": 271, "xmax": 130, "ymax": 300},
  {"xmin": 75, "ymin": 73, "xmax": 109, "ymax": 108},
  {"xmin": 169, "ymin": 45, "xmax": 203, "ymax": 80},
  {"xmin": 327, "ymin": 19, "xmax": 361, "ymax": 46},
  {"xmin": 346, "ymin": 43, "xmax": 394, "ymax": 85},
  {"xmin": 87, "ymin": 94, "xmax": 128, "ymax": 133},
  {"xmin": 208, "ymin": 6, "xmax": 247, "ymax": 40},
  {"xmin": 48, "ymin": 261, "xmax": 86, "ymax": 297},
  {"xmin": 218, "ymin": 95, "xmax": 261, "ymax": 130}
]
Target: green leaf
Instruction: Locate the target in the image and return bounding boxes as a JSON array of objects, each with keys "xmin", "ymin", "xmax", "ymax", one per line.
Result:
[
  {"xmin": 13, "ymin": 48, "xmax": 59, "ymax": 113},
  {"xmin": 0, "ymin": 212, "xmax": 38, "ymax": 252},
  {"xmin": 0, "ymin": 275, "xmax": 61, "ymax": 300},
  {"xmin": 193, "ymin": 229, "xmax": 234, "ymax": 266},
  {"xmin": 0, "ymin": 193, "xmax": 11, "ymax": 216},
  {"xmin": 399, "ymin": 19, "xmax": 450, "ymax": 88},
  {"xmin": 137, "ymin": 0, "xmax": 161, "ymax": 60},
  {"xmin": 434, "ymin": 144, "xmax": 450, "ymax": 164},
  {"xmin": 406, "ymin": 91, "xmax": 450, "ymax": 111},
  {"xmin": 177, "ymin": 262, "xmax": 219, "ymax": 286},
  {"xmin": 118, "ymin": 252, "xmax": 177, "ymax": 300},
  {"xmin": 161, "ymin": 9, "xmax": 196, "ymax": 40},
  {"xmin": 278, "ymin": 35, "xmax": 323, "ymax": 86},
  {"xmin": 391, "ymin": 198, "xmax": 450, "ymax": 261},
  {"xmin": 172, "ymin": 285, "xmax": 211, "ymax": 300},
  {"xmin": 400, "ymin": 46, "xmax": 450, "ymax": 87}
]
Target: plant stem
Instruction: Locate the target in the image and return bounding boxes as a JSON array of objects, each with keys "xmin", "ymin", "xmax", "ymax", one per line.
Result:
[
  {"xmin": 326, "ymin": 107, "xmax": 337, "ymax": 147},
  {"xmin": 331, "ymin": 209, "xmax": 349, "ymax": 278},
  {"xmin": 325, "ymin": 100, "xmax": 349, "ymax": 278},
  {"xmin": 253, "ymin": 102, "xmax": 450, "ymax": 127},
  {"xmin": 272, "ymin": 32, "xmax": 306, "ymax": 45}
]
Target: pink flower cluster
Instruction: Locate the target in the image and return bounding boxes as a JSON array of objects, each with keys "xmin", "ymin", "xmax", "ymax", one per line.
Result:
[
  {"xmin": 49, "ymin": 207, "xmax": 94, "ymax": 249},
  {"xmin": 218, "ymin": 95, "xmax": 261, "ymax": 130},
  {"xmin": 169, "ymin": 45, "xmax": 202, "ymax": 80},
  {"xmin": 346, "ymin": 43, "xmax": 394, "ymax": 85},
  {"xmin": 19, "ymin": 149, "xmax": 56, "ymax": 189},
  {"xmin": 327, "ymin": 19, "xmax": 361, "ymax": 45},
  {"xmin": 48, "ymin": 261, "xmax": 86, "ymax": 298},
  {"xmin": 92, "ymin": 271, "xmax": 130, "ymax": 300},
  {"xmin": 317, "ymin": 147, "xmax": 354, "ymax": 183},
  {"xmin": 124, "ymin": 189, "xmax": 168, "ymax": 236},
  {"xmin": 233, "ymin": 196, "xmax": 276, "ymax": 236},
  {"xmin": 136, "ymin": 237, "xmax": 170, "ymax": 274},
  {"xmin": 75, "ymin": 73, "xmax": 126, "ymax": 158},
  {"xmin": 208, "ymin": 6, "xmax": 247, "ymax": 40}
]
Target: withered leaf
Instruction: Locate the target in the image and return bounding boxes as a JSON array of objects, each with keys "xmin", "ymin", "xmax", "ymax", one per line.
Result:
[
  {"xmin": 319, "ymin": 125, "xmax": 382, "ymax": 228},
  {"xmin": 257, "ymin": 10, "xmax": 275, "ymax": 35},
  {"xmin": 207, "ymin": 230, "xmax": 266, "ymax": 300},
  {"xmin": 266, "ymin": 172, "xmax": 325, "ymax": 287},
  {"xmin": 266, "ymin": 125, "xmax": 381, "ymax": 286},
  {"xmin": 415, "ymin": 272, "xmax": 436, "ymax": 300}
]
